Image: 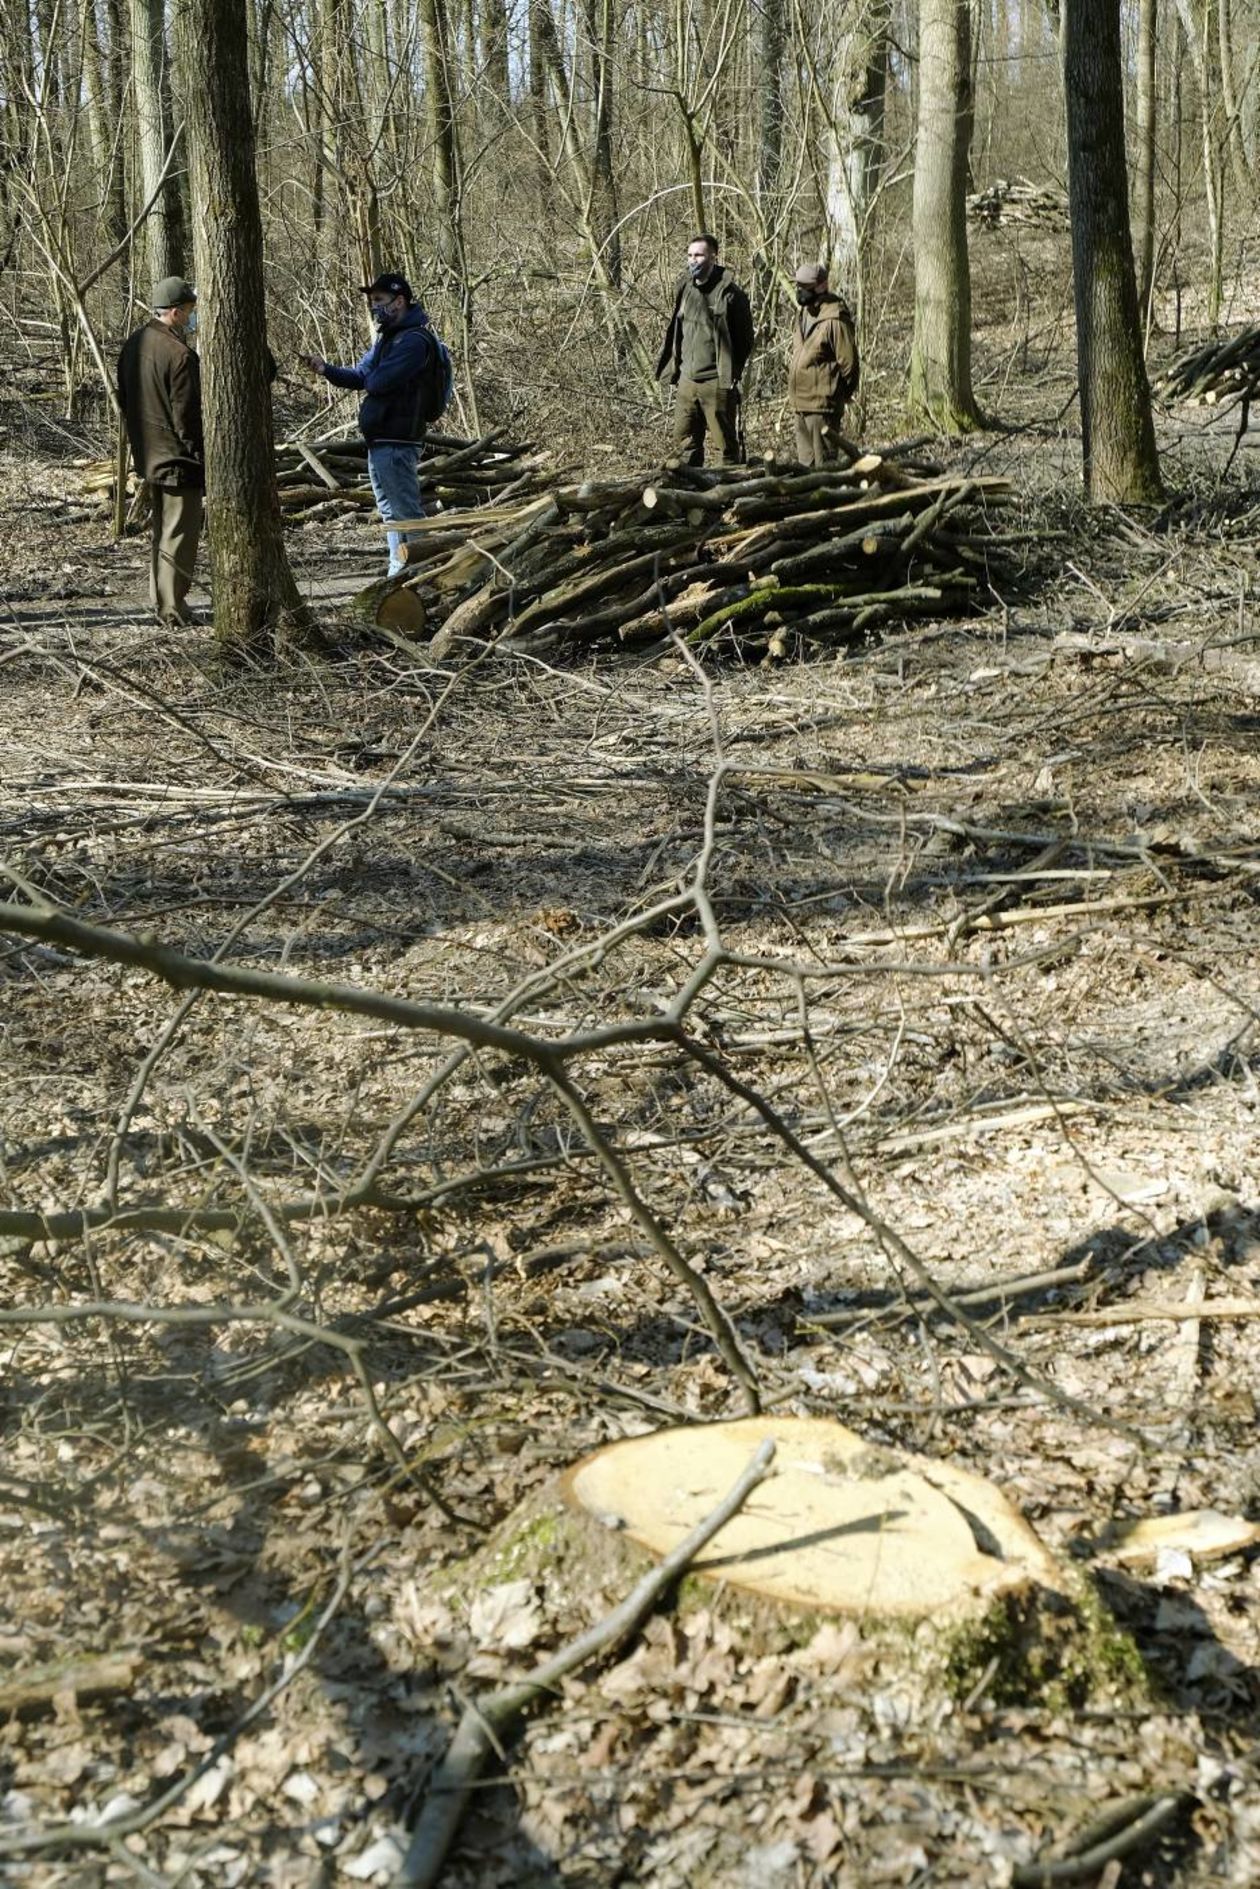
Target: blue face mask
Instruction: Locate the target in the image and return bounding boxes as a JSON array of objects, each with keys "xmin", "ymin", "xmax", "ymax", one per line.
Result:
[
  {"xmin": 370, "ymin": 301, "xmax": 396, "ymax": 328},
  {"xmin": 186, "ymin": 309, "xmax": 198, "ymax": 335},
  {"xmin": 687, "ymin": 260, "xmax": 707, "ymax": 281}
]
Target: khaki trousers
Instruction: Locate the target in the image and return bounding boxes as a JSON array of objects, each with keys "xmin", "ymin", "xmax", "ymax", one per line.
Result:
[
  {"xmin": 794, "ymin": 412, "xmax": 846, "ymax": 468},
  {"xmin": 148, "ymin": 485, "xmax": 204, "ymax": 621},
  {"xmin": 672, "ymin": 378, "xmax": 741, "ymax": 466}
]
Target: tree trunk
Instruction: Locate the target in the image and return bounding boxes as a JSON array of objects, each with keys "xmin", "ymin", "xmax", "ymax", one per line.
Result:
[
  {"xmin": 908, "ymin": 0, "xmax": 980, "ymax": 432},
  {"xmin": 1134, "ymin": 0, "xmax": 1157, "ymax": 331},
  {"xmin": 1062, "ymin": 0, "xmax": 1163, "ymax": 502},
  {"xmin": 480, "ymin": 0, "xmax": 511, "ymax": 116},
  {"xmin": 179, "ymin": 0, "xmax": 312, "ymax": 652},
  {"xmin": 825, "ymin": 0, "xmax": 891, "ymax": 311},
  {"xmin": 128, "ymin": 0, "xmax": 180, "ymax": 284},
  {"xmin": 586, "ymin": 0, "xmax": 621, "ymax": 286},
  {"xmin": 417, "ymin": 0, "xmax": 461, "ymax": 277},
  {"xmin": 1217, "ymin": 0, "xmax": 1251, "ymax": 193},
  {"xmin": 1171, "ymin": 0, "xmax": 1224, "ymax": 327},
  {"xmin": 81, "ymin": 0, "xmax": 127, "ymax": 243},
  {"xmin": 753, "ymin": 0, "xmax": 785, "ymax": 291}
]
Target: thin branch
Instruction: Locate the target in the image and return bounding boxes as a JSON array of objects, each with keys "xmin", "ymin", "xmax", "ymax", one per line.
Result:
[{"xmin": 393, "ymin": 1438, "xmax": 777, "ymax": 1889}]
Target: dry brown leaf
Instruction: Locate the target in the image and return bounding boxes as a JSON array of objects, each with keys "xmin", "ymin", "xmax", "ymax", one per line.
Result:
[{"xmin": 467, "ymin": 1578, "xmax": 546, "ymax": 1650}]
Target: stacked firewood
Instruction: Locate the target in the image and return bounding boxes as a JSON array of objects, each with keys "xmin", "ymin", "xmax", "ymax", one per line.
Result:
[
  {"xmin": 272, "ymin": 428, "xmax": 553, "ymax": 518},
  {"xmin": 967, "ymin": 177, "xmax": 1069, "ymax": 230},
  {"xmin": 384, "ymin": 444, "xmax": 1015, "ymax": 658},
  {"xmin": 1153, "ymin": 327, "xmax": 1260, "ymax": 407},
  {"xmin": 77, "ymin": 428, "xmax": 551, "ymax": 519}
]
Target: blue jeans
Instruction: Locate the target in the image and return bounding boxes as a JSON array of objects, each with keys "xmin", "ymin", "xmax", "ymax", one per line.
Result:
[{"xmin": 367, "ymin": 443, "xmax": 423, "ymax": 576}]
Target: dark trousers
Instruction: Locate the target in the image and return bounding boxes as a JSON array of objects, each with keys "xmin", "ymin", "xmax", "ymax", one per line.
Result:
[
  {"xmin": 794, "ymin": 411, "xmax": 846, "ymax": 468},
  {"xmin": 672, "ymin": 378, "xmax": 741, "ymax": 465},
  {"xmin": 148, "ymin": 485, "xmax": 203, "ymax": 621}
]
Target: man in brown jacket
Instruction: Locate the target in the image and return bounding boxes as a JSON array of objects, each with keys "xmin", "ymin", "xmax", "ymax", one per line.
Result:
[
  {"xmin": 117, "ymin": 276, "xmax": 204, "ymax": 627},
  {"xmin": 788, "ymin": 263, "xmax": 859, "ymax": 467},
  {"xmin": 656, "ymin": 233, "xmax": 755, "ymax": 466}
]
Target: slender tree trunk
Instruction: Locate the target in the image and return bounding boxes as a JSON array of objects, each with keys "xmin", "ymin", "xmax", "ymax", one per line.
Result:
[
  {"xmin": 1217, "ymin": 0, "xmax": 1251, "ymax": 192},
  {"xmin": 480, "ymin": 0, "xmax": 511, "ymax": 114},
  {"xmin": 587, "ymin": 0, "xmax": 621, "ymax": 285},
  {"xmin": 1171, "ymin": 0, "xmax": 1224, "ymax": 326},
  {"xmin": 1134, "ymin": 0, "xmax": 1157, "ymax": 331},
  {"xmin": 81, "ymin": 0, "xmax": 127, "ymax": 242},
  {"xmin": 1238, "ymin": 11, "xmax": 1260, "ymax": 166},
  {"xmin": 129, "ymin": 0, "xmax": 179, "ymax": 283},
  {"xmin": 180, "ymin": 0, "xmax": 312, "ymax": 652},
  {"xmin": 754, "ymin": 0, "xmax": 784, "ymax": 287},
  {"xmin": 908, "ymin": 0, "xmax": 980, "ymax": 431},
  {"xmin": 1062, "ymin": 0, "xmax": 1163, "ymax": 501},
  {"xmin": 418, "ymin": 0, "xmax": 461, "ymax": 275},
  {"xmin": 826, "ymin": 0, "xmax": 891, "ymax": 310}
]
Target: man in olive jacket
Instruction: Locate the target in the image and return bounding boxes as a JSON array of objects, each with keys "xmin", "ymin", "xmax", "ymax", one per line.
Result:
[
  {"xmin": 656, "ymin": 233, "xmax": 754, "ymax": 466},
  {"xmin": 116, "ymin": 276, "xmax": 204, "ymax": 627},
  {"xmin": 788, "ymin": 263, "xmax": 859, "ymax": 467}
]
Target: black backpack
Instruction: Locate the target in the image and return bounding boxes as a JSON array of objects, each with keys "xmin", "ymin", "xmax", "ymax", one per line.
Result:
[{"xmin": 417, "ymin": 324, "xmax": 455, "ymax": 425}]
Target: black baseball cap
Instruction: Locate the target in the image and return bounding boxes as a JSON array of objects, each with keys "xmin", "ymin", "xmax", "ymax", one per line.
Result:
[{"xmin": 361, "ymin": 272, "xmax": 414, "ymax": 301}]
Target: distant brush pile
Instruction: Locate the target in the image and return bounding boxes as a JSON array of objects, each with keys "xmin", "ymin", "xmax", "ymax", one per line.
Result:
[
  {"xmin": 967, "ymin": 177, "xmax": 1069, "ymax": 230},
  {"xmin": 1154, "ymin": 327, "xmax": 1260, "ymax": 410}
]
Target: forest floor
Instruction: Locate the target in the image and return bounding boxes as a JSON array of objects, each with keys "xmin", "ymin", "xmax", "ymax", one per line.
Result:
[{"xmin": 2, "ymin": 317, "xmax": 1260, "ymax": 1888}]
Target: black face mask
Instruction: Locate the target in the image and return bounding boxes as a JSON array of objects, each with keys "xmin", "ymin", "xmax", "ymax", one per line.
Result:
[{"xmin": 795, "ymin": 287, "xmax": 818, "ymax": 307}]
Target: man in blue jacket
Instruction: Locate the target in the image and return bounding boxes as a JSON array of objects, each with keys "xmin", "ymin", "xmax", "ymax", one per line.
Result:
[{"xmin": 301, "ymin": 272, "xmax": 433, "ymax": 577}]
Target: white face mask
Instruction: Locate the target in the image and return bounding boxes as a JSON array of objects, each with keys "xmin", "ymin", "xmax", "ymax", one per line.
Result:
[{"xmin": 185, "ymin": 309, "xmax": 198, "ymax": 335}]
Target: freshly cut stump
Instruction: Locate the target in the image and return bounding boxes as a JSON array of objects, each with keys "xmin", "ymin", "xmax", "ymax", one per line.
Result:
[{"xmin": 566, "ymin": 1416, "xmax": 1064, "ymax": 1623}]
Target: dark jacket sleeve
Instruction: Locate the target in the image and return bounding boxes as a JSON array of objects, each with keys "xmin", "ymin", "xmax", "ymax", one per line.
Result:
[
  {"xmin": 323, "ymin": 342, "xmax": 374, "ymax": 391},
  {"xmin": 655, "ymin": 282, "xmax": 685, "ymax": 383},
  {"xmin": 363, "ymin": 326, "xmax": 431, "ymax": 395},
  {"xmin": 169, "ymin": 347, "xmax": 204, "ymax": 466},
  {"xmin": 728, "ymin": 285, "xmax": 755, "ymax": 383}
]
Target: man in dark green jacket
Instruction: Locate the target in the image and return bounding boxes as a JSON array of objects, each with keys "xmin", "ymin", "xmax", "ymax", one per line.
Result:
[
  {"xmin": 656, "ymin": 233, "xmax": 755, "ymax": 466},
  {"xmin": 116, "ymin": 276, "xmax": 204, "ymax": 628}
]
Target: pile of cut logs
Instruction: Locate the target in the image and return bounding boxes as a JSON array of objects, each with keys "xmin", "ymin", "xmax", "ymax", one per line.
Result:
[
  {"xmin": 967, "ymin": 177, "xmax": 1069, "ymax": 230},
  {"xmin": 384, "ymin": 442, "xmax": 1016, "ymax": 659},
  {"xmin": 272, "ymin": 428, "xmax": 553, "ymax": 518},
  {"xmin": 1153, "ymin": 327, "xmax": 1260, "ymax": 408},
  {"xmin": 78, "ymin": 428, "xmax": 551, "ymax": 520}
]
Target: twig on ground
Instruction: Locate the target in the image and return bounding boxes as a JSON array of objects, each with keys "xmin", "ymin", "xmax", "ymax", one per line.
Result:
[
  {"xmin": 392, "ymin": 1438, "xmax": 777, "ymax": 1889},
  {"xmin": 1022, "ymin": 1295, "xmax": 1260, "ymax": 1328},
  {"xmin": 0, "ymin": 1554, "xmax": 357, "ymax": 1859},
  {"xmin": 1011, "ymin": 1791, "xmax": 1191, "ymax": 1887}
]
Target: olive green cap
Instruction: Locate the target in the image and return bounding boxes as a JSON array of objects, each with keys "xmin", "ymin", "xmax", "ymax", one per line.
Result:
[{"xmin": 152, "ymin": 276, "xmax": 197, "ymax": 309}]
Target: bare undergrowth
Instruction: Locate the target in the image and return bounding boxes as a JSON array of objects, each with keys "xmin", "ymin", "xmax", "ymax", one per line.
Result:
[{"xmin": 2, "ymin": 370, "xmax": 1259, "ymax": 1885}]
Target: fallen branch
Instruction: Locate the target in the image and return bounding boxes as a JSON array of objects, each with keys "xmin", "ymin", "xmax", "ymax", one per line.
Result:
[
  {"xmin": 0, "ymin": 896, "xmax": 761, "ymax": 1413},
  {"xmin": 1011, "ymin": 1792, "xmax": 1190, "ymax": 1888},
  {"xmin": 0, "ymin": 1559, "xmax": 355, "ymax": 1859},
  {"xmin": 393, "ymin": 1438, "xmax": 777, "ymax": 1889},
  {"xmin": 1022, "ymin": 1295, "xmax": 1260, "ymax": 1329},
  {"xmin": 0, "ymin": 1652, "xmax": 143, "ymax": 1717}
]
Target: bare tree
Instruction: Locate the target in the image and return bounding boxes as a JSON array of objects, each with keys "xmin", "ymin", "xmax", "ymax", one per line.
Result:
[
  {"xmin": 1134, "ymin": 0, "xmax": 1157, "ymax": 332},
  {"xmin": 129, "ymin": 0, "xmax": 182, "ymax": 284},
  {"xmin": 179, "ymin": 0, "xmax": 313, "ymax": 651},
  {"xmin": 824, "ymin": 0, "xmax": 891, "ymax": 315},
  {"xmin": 908, "ymin": 0, "xmax": 980, "ymax": 432},
  {"xmin": 1063, "ymin": 0, "xmax": 1163, "ymax": 501}
]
